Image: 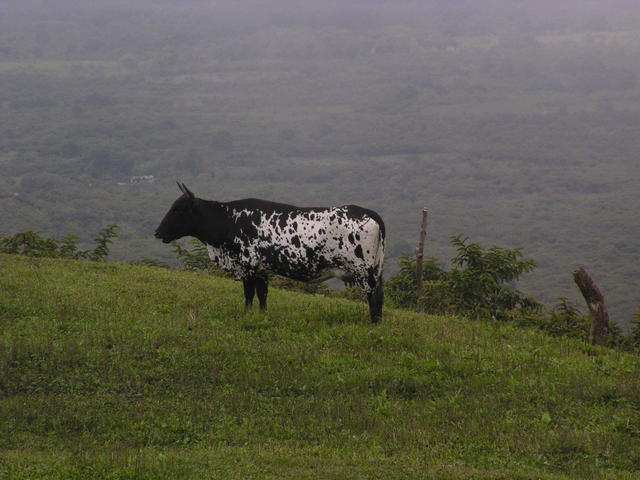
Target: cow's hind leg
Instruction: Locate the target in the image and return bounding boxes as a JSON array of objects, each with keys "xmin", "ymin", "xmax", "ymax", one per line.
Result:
[
  {"xmin": 366, "ymin": 281, "xmax": 384, "ymax": 324},
  {"xmin": 243, "ymin": 278, "xmax": 256, "ymax": 309},
  {"xmin": 255, "ymin": 276, "xmax": 269, "ymax": 311}
]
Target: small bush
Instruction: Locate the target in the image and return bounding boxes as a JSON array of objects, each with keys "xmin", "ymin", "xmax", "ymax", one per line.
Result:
[
  {"xmin": 525, "ymin": 297, "xmax": 591, "ymax": 341},
  {"xmin": 0, "ymin": 225, "xmax": 118, "ymax": 261},
  {"xmin": 385, "ymin": 235, "xmax": 541, "ymax": 321},
  {"xmin": 385, "ymin": 255, "xmax": 447, "ymax": 310},
  {"xmin": 171, "ymin": 238, "xmax": 229, "ymax": 277}
]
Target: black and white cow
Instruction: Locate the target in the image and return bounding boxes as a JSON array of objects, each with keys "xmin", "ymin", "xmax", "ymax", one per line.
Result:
[{"xmin": 155, "ymin": 183, "xmax": 385, "ymax": 323}]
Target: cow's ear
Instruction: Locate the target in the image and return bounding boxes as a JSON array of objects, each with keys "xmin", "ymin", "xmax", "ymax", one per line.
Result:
[{"xmin": 181, "ymin": 183, "xmax": 195, "ymax": 199}]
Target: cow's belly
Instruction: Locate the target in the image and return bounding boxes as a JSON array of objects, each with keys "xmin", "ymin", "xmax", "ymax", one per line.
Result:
[
  {"xmin": 262, "ymin": 256, "xmax": 327, "ymax": 281},
  {"xmin": 206, "ymin": 243, "xmax": 338, "ymax": 282},
  {"xmin": 260, "ymin": 246, "xmax": 360, "ymax": 283}
]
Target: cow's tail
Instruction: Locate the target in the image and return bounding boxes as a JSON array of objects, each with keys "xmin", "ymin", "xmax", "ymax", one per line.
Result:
[
  {"xmin": 369, "ymin": 220, "xmax": 385, "ymax": 323},
  {"xmin": 374, "ymin": 223, "xmax": 385, "ymax": 282}
]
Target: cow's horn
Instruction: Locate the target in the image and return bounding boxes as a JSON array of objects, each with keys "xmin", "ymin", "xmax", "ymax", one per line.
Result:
[{"xmin": 181, "ymin": 183, "xmax": 195, "ymax": 199}]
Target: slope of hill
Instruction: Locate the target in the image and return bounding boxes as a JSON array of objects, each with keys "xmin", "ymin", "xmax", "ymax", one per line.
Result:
[{"xmin": 1, "ymin": 254, "xmax": 639, "ymax": 479}]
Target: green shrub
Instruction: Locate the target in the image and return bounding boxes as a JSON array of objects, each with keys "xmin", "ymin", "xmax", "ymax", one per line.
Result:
[
  {"xmin": 536, "ymin": 297, "xmax": 590, "ymax": 341},
  {"xmin": 171, "ymin": 238, "xmax": 221, "ymax": 274},
  {"xmin": 448, "ymin": 235, "xmax": 541, "ymax": 321},
  {"xmin": 0, "ymin": 225, "xmax": 118, "ymax": 261},
  {"xmin": 385, "ymin": 235, "xmax": 541, "ymax": 321},
  {"xmin": 384, "ymin": 255, "xmax": 447, "ymax": 310},
  {"xmin": 622, "ymin": 308, "xmax": 640, "ymax": 351}
]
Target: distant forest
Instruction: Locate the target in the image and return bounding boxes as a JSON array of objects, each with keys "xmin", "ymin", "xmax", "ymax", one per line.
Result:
[{"xmin": 1, "ymin": 0, "xmax": 639, "ymax": 326}]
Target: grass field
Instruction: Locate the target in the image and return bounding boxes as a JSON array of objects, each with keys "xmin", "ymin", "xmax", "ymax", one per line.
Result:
[{"xmin": 1, "ymin": 254, "xmax": 640, "ymax": 479}]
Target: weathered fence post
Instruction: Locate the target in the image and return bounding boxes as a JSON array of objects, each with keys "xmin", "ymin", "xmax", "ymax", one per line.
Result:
[
  {"xmin": 415, "ymin": 208, "xmax": 428, "ymax": 312},
  {"xmin": 573, "ymin": 267, "xmax": 610, "ymax": 346}
]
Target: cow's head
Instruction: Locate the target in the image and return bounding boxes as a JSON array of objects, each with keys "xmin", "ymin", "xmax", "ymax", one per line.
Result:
[{"xmin": 154, "ymin": 183, "xmax": 201, "ymax": 243}]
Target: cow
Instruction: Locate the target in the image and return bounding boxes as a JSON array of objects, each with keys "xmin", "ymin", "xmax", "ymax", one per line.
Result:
[{"xmin": 154, "ymin": 183, "xmax": 385, "ymax": 323}]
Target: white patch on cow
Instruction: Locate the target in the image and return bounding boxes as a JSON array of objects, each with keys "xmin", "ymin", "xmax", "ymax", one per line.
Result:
[
  {"xmin": 231, "ymin": 209, "xmax": 252, "ymax": 220},
  {"xmin": 206, "ymin": 244, "xmax": 246, "ymax": 278},
  {"xmin": 206, "ymin": 245, "xmax": 217, "ymax": 262}
]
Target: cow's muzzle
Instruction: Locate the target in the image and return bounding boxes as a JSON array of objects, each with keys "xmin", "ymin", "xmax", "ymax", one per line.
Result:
[{"xmin": 154, "ymin": 231, "xmax": 171, "ymax": 243}]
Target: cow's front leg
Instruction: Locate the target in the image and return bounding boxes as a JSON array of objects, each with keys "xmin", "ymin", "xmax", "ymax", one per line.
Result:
[
  {"xmin": 242, "ymin": 278, "xmax": 256, "ymax": 309},
  {"xmin": 255, "ymin": 277, "xmax": 268, "ymax": 311}
]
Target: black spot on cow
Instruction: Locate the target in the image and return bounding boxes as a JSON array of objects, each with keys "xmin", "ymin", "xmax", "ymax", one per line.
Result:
[
  {"xmin": 348, "ymin": 233, "xmax": 355, "ymax": 245},
  {"xmin": 305, "ymin": 246, "xmax": 316, "ymax": 260},
  {"xmin": 354, "ymin": 245, "xmax": 364, "ymax": 259},
  {"xmin": 291, "ymin": 235, "xmax": 301, "ymax": 248},
  {"xmin": 235, "ymin": 216, "xmax": 259, "ymax": 239},
  {"xmin": 278, "ymin": 214, "xmax": 289, "ymax": 230}
]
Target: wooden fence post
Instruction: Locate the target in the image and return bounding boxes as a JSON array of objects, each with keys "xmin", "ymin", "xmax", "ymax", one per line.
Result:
[
  {"xmin": 573, "ymin": 267, "xmax": 610, "ymax": 346},
  {"xmin": 415, "ymin": 208, "xmax": 428, "ymax": 312}
]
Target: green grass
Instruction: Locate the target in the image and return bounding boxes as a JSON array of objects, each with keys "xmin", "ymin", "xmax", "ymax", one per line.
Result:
[{"xmin": 1, "ymin": 254, "xmax": 640, "ymax": 479}]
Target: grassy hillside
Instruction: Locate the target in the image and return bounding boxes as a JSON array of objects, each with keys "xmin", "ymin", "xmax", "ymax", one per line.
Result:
[{"xmin": 1, "ymin": 254, "xmax": 640, "ymax": 479}]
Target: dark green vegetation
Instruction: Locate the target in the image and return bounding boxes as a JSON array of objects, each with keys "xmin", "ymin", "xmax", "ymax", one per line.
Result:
[
  {"xmin": 2, "ymin": 253, "xmax": 640, "ymax": 479},
  {"xmin": 385, "ymin": 249, "xmax": 640, "ymax": 350},
  {"xmin": 1, "ymin": 0, "xmax": 639, "ymax": 326},
  {"xmin": 386, "ymin": 235, "xmax": 541, "ymax": 321},
  {"xmin": 0, "ymin": 225, "xmax": 118, "ymax": 262}
]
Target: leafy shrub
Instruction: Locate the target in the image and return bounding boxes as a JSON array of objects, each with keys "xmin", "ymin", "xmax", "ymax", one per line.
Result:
[
  {"xmin": 385, "ymin": 255, "xmax": 448, "ymax": 310},
  {"xmin": 0, "ymin": 225, "xmax": 118, "ymax": 261},
  {"xmin": 621, "ymin": 308, "xmax": 640, "ymax": 351},
  {"xmin": 385, "ymin": 235, "xmax": 542, "ymax": 321},
  {"xmin": 0, "ymin": 231, "xmax": 62, "ymax": 258},
  {"xmin": 171, "ymin": 238, "xmax": 228, "ymax": 277},
  {"xmin": 534, "ymin": 297, "xmax": 591, "ymax": 341},
  {"xmin": 87, "ymin": 224, "xmax": 119, "ymax": 262},
  {"xmin": 448, "ymin": 235, "xmax": 541, "ymax": 321}
]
